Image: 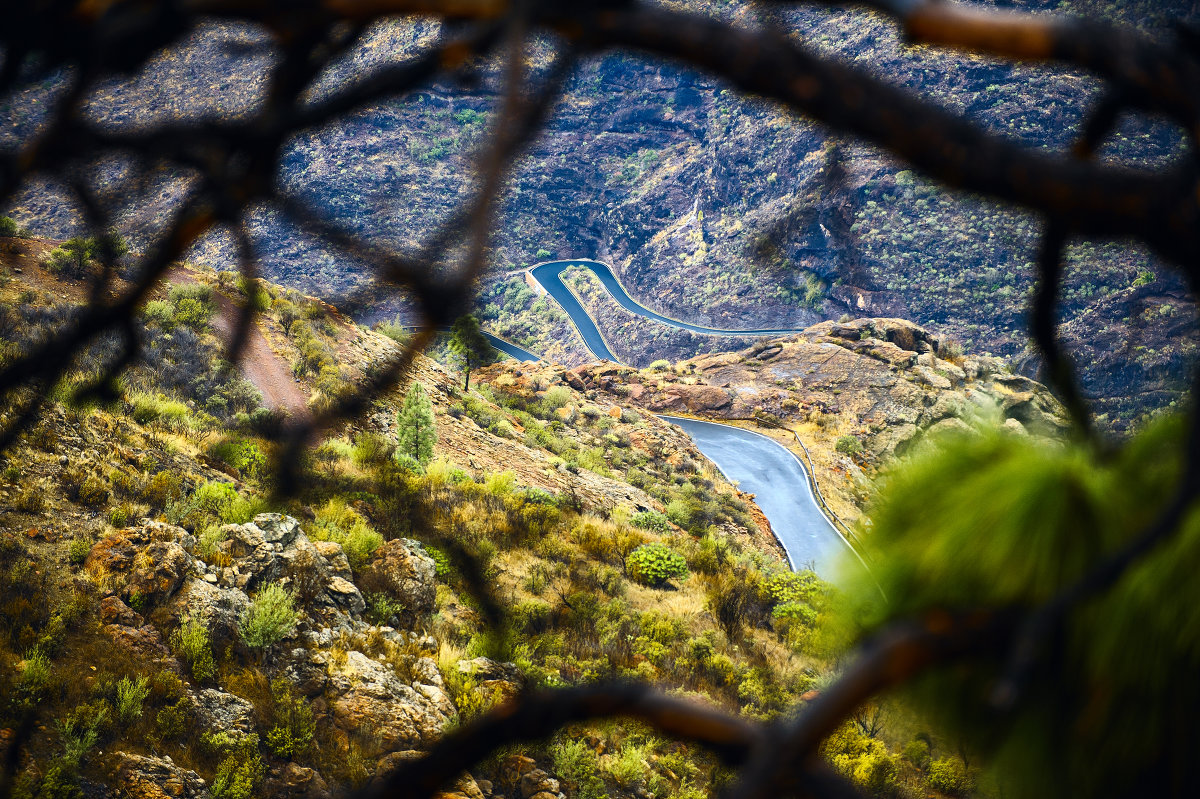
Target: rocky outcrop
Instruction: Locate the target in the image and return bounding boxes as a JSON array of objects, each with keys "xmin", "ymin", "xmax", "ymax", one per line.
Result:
[
  {"xmin": 85, "ymin": 521, "xmax": 193, "ymax": 608},
  {"xmin": 107, "ymin": 752, "xmax": 210, "ymax": 799},
  {"xmin": 324, "ymin": 649, "xmax": 456, "ymax": 755},
  {"xmin": 356, "ymin": 539, "xmax": 437, "ymax": 627},
  {"xmin": 81, "ymin": 512, "xmax": 455, "ymax": 793},
  {"xmin": 262, "ymin": 764, "xmax": 332, "ymax": 799}
]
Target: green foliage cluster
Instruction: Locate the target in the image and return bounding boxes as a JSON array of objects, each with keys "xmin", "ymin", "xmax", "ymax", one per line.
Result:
[
  {"xmin": 168, "ymin": 479, "xmax": 267, "ymax": 531},
  {"xmin": 626, "ymin": 543, "xmax": 688, "ymax": 587},
  {"xmin": 143, "ymin": 283, "xmax": 217, "ymax": 332},
  {"xmin": 630, "ymin": 510, "xmax": 672, "ymax": 533},
  {"xmin": 265, "ymin": 678, "xmax": 314, "ymax": 759},
  {"xmin": 172, "ymin": 612, "xmax": 217, "ymax": 683},
  {"xmin": 239, "ymin": 582, "xmax": 298, "ymax": 653},
  {"xmin": 203, "ymin": 731, "xmax": 265, "ymax": 799},
  {"xmin": 835, "ymin": 434, "xmax": 863, "ymax": 456},
  {"xmin": 204, "ymin": 436, "xmax": 268, "ymax": 480},
  {"xmin": 115, "ymin": 675, "xmax": 151, "ymax": 723},
  {"xmin": 307, "ymin": 498, "xmax": 383, "ymax": 569},
  {"xmin": 42, "ymin": 231, "xmax": 127, "ymax": 279},
  {"xmin": 846, "ymin": 416, "xmax": 1200, "ymax": 797}
]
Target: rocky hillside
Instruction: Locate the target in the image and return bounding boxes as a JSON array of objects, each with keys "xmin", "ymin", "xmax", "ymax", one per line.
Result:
[
  {"xmin": 3, "ymin": 1, "xmax": 1195, "ymax": 430},
  {"xmin": 8, "ymin": 252, "xmax": 919, "ymax": 798},
  {"xmin": 487, "ymin": 317, "xmax": 1071, "ymax": 526}
]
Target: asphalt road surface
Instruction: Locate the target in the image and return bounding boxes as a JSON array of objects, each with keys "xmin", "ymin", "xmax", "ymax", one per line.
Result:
[{"xmin": 663, "ymin": 415, "xmax": 861, "ymax": 579}]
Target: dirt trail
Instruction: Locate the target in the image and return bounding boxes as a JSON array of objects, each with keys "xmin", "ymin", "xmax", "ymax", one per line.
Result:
[
  {"xmin": 169, "ymin": 268, "xmax": 310, "ymax": 419},
  {"xmin": 209, "ymin": 293, "xmax": 310, "ymax": 418}
]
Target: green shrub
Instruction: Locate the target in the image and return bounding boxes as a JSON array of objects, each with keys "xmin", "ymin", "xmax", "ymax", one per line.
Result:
[
  {"xmin": 626, "ymin": 543, "xmax": 688, "ymax": 587},
  {"xmin": 78, "ymin": 475, "xmax": 110, "ymax": 507},
  {"xmin": 142, "ymin": 471, "xmax": 183, "ymax": 509},
  {"xmin": 550, "ymin": 737, "xmax": 606, "ymax": 799},
  {"xmin": 206, "ymin": 437, "xmax": 267, "ymax": 480},
  {"xmin": 155, "ymin": 696, "xmax": 193, "ymax": 741},
  {"xmin": 265, "ymin": 679, "xmax": 314, "ymax": 759},
  {"xmin": 143, "ymin": 299, "xmax": 176, "ymax": 329},
  {"xmin": 204, "ymin": 731, "xmax": 265, "ymax": 799},
  {"xmin": 240, "ymin": 582, "xmax": 297, "ymax": 652},
  {"xmin": 171, "ymin": 612, "xmax": 216, "ymax": 683},
  {"xmin": 424, "ymin": 545, "xmax": 452, "ymax": 579},
  {"xmin": 647, "ymin": 359, "xmax": 671, "ymax": 372},
  {"xmin": 108, "ymin": 504, "xmax": 131, "ymax": 527},
  {"xmin": 68, "ymin": 536, "xmax": 92, "ymax": 565},
  {"xmin": 17, "ymin": 648, "xmax": 52, "ymax": 701},
  {"xmin": 115, "ymin": 675, "xmax": 151, "ymax": 722},
  {"xmin": 902, "ymin": 738, "xmax": 931, "ymax": 770},
  {"xmin": 630, "ymin": 510, "xmax": 672, "ymax": 533},
  {"xmin": 365, "ymin": 593, "xmax": 405, "ymax": 626},
  {"xmin": 835, "ymin": 435, "xmax": 864, "ymax": 456},
  {"xmin": 308, "ymin": 498, "xmax": 382, "ymax": 569},
  {"xmin": 926, "ymin": 757, "xmax": 972, "ymax": 796},
  {"xmin": 351, "ymin": 431, "xmax": 393, "ymax": 468}
]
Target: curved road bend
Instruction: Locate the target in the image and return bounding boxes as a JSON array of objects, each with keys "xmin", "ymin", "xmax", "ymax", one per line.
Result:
[
  {"xmin": 501, "ymin": 260, "xmax": 864, "ymax": 578},
  {"xmin": 529, "ymin": 259, "xmax": 812, "ymax": 361},
  {"xmin": 661, "ymin": 415, "xmax": 867, "ymax": 580}
]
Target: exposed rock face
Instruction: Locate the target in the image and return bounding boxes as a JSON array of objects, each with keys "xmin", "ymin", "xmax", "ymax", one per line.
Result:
[
  {"xmin": 263, "ymin": 763, "xmax": 333, "ymax": 799},
  {"xmin": 83, "ymin": 513, "xmax": 455, "ymax": 793},
  {"xmin": 325, "ymin": 649, "xmax": 456, "ymax": 755},
  {"xmin": 356, "ymin": 539, "xmax": 436, "ymax": 626},
  {"xmin": 190, "ymin": 688, "xmax": 257, "ymax": 735},
  {"xmin": 85, "ymin": 522, "xmax": 193, "ymax": 608},
  {"xmin": 107, "ymin": 752, "xmax": 210, "ymax": 799}
]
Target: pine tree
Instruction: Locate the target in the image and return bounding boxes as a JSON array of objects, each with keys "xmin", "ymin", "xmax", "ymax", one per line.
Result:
[
  {"xmin": 396, "ymin": 382, "xmax": 436, "ymax": 465},
  {"xmin": 449, "ymin": 314, "xmax": 496, "ymax": 391}
]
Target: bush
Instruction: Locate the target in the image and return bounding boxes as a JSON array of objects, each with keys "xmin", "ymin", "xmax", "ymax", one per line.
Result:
[
  {"xmin": 265, "ymin": 679, "xmax": 314, "ymax": 759},
  {"xmin": 204, "ymin": 732, "xmax": 265, "ymax": 799},
  {"xmin": 240, "ymin": 582, "xmax": 297, "ymax": 652},
  {"xmin": 626, "ymin": 543, "xmax": 688, "ymax": 588},
  {"xmin": 630, "ymin": 510, "xmax": 672, "ymax": 534},
  {"xmin": 115, "ymin": 675, "xmax": 151, "ymax": 722},
  {"xmin": 926, "ymin": 757, "xmax": 972, "ymax": 796},
  {"xmin": 142, "ymin": 471, "xmax": 183, "ymax": 509},
  {"xmin": 171, "ymin": 612, "xmax": 216, "ymax": 683},
  {"xmin": 902, "ymin": 738, "xmax": 931, "ymax": 770},
  {"xmin": 835, "ymin": 435, "xmax": 864, "ymax": 456},
  {"xmin": 308, "ymin": 498, "xmax": 382, "ymax": 569},
  {"xmin": 365, "ymin": 593, "xmax": 405, "ymax": 626},
  {"xmin": 351, "ymin": 431, "xmax": 393, "ymax": 468},
  {"xmin": 550, "ymin": 737, "xmax": 606, "ymax": 799},
  {"xmin": 78, "ymin": 475, "xmax": 110, "ymax": 507},
  {"xmin": 17, "ymin": 648, "xmax": 52, "ymax": 701},
  {"xmin": 68, "ymin": 536, "xmax": 92, "ymax": 566},
  {"xmin": 155, "ymin": 696, "xmax": 193, "ymax": 741}
]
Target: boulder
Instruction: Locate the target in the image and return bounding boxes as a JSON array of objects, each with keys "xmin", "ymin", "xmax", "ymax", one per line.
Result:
[
  {"xmin": 519, "ymin": 770, "xmax": 564, "ymax": 799},
  {"xmin": 356, "ymin": 539, "xmax": 436, "ymax": 626},
  {"xmin": 164, "ymin": 578, "xmax": 249, "ymax": 645},
  {"xmin": 86, "ymin": 523, "xmax": 191, "ymax": 607},
  {"xmin": 107, "ymin": 752, "xmax": 210, "ymax": 799},
  {"xmin": 190, "ymin": 688, "xmax": 257, "ymax": 735},
  {"xmin": 263, "ymin": 763, "xmax": 332, "ymax": 799},
  {"xmin": 327, "ymin": 650, "xmax": 456, "ymax": 756}
]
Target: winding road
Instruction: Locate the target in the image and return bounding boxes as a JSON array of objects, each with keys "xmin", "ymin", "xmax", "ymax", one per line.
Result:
[
  {"xmin": 513, "ymin": 258, "xmax": 862, "ymax": 578},
  {"xmin": 528, "ymin": 259, "xmax": 811, "ymax": 362}
]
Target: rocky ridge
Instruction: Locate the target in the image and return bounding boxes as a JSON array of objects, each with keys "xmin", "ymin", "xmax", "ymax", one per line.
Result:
[
  {"xmin": 482, "ymin": 317, "xmax": 1070, "ymax": 525},
  {"xmin": 85, "ymin": 513, "xmax": 463, "ymax": 796}
]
